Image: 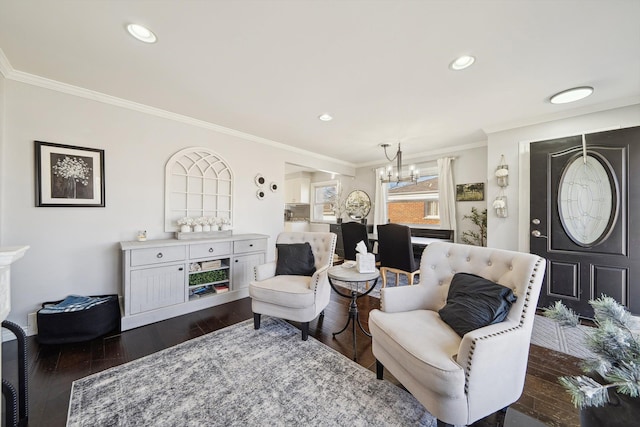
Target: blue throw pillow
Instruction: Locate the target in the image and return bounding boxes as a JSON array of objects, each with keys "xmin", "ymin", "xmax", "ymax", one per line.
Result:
[
  {"xmin": 438, "ymin": 272, "xmax": 517, "ymax": 337},
  {"xmin": 275, "ymin": 243, "xmax": 316, "ymax": 276}
]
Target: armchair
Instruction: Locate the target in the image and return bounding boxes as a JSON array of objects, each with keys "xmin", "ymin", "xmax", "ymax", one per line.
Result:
[
  {"xmin": 249, "ymin": 231, "xmax": 337, "ymax": 340},
  {"xmin": 369, "ymin": 241, "xmax": 546, "ymax": 426}
]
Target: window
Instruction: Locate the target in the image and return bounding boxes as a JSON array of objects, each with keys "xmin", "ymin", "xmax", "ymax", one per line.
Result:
[
  {"xmin": 386, "ymin": 166, "xmax": 440, "ymax": 226},
  {"xmin": 311, "ymin": 180, "xmax": 339, "ymax": 222}
]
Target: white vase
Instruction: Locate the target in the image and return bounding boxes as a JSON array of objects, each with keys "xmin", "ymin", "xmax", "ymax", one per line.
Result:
[
  {"xmin": 180, "ymin": 224, "xmax": 191, "ymax": 233},
  {"xmin": 222, "ymin": 224, "xmax": 232, "ymax": 231},
  {"xmin": 193, "ymin": 224, "xmax": 203, "ymax": 232},
  {"xmin": 202, "ymin": 224, "xmax": 211, "ymax": 232}
]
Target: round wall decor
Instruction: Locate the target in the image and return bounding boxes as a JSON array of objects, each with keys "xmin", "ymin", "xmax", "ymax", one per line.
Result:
[
  {"xmin": 256, "ymin": 189, "xmax": 266, "ymax": 200},
  {"xmin": 270, "ymin": 182, "xmax": 279, "ymax": 192},
  {"xmin": 255, "ymin": 174, "xmax": 266, "ymax": 187}
]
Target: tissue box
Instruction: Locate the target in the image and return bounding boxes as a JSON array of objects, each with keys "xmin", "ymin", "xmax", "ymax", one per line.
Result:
[{"xmin": 356, "ymin": 253, "xmax": 376, "ymax": 273}]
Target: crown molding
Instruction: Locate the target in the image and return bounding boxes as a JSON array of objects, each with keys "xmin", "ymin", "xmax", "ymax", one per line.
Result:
[
  {"xmin": 355, "ymin": 140, "xmax": 487, "ymax": 169},
  {"xmin": 0, "ymin": 49, "xmax": 355, "ymax": 168},
  {"xmin": 0, "ymin": 49, "xmax": 13, "ymax": 78},
  {"xmin": 483, "ymin": 96, "xmax": 640, "ymax": 135}
]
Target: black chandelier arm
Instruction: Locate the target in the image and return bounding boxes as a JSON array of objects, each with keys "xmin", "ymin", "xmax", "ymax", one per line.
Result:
[{"xmin": 382, "ymin": 144, "xmax": 399, "ymax": 162}]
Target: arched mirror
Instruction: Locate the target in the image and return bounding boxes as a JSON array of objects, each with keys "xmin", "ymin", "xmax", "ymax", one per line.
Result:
[{"xmin": 345, "ymin": 190, "xmax": 371, "ymax": 220}]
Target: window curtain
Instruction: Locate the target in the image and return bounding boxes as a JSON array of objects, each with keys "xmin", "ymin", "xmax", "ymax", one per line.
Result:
[
  {"xmin": 437, "ymin": 157, "xmax": 456, "ymax": 239},
  {"xmin": 373, "ymin": 167, "xmax": 388, "ymax": 229}
]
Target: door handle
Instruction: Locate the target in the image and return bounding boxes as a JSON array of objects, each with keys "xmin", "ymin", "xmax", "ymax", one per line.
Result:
[{"xmin": 531, "ymin": 230, "xmax": 548, "ymax": 239}]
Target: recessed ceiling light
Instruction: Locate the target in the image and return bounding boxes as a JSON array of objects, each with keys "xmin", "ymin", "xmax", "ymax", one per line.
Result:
[
  {"xmin": 126, "ymin": 24, "xmax": 157, "ymax": 43},
  {"xmin": 449, "ymin": 55, "xmax": 475, "ymax": 71},
  {"xmin": 318, "ymin": 113, "xmax": 333, "ymax": 122},
  {"xmin": 549, "ymin": 86, "xmax": 594, "ymax": 104}
]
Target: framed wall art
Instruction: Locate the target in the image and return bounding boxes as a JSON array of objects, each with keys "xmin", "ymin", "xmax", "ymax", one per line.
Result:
[
  {"xmin": 35, "ymin": 141, "xmax": 105, "ymax": 207},
  {"xmin": 456, "ymin": 182, "xmax": 484, "ymax": 202}
]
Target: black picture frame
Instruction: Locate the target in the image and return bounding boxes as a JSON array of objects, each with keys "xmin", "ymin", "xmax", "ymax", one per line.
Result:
[
  {"xmin": 456, "ymin": 182, "xmax": 485, "ymax": 202},
  {"xmin": 35, "ymin": 141, "xmax": 105, "ymax": 207}
]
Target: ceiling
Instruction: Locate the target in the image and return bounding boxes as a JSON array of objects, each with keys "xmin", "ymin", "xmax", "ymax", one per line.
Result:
[{"xmin": 1, "ymin": 0, "xmax": 638, "ymax": 167}]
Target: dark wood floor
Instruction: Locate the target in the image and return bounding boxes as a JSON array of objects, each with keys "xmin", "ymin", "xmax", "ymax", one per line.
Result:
[{"xmin": 2, "ymin": 292, "xmax": 582, "ymax": 426}]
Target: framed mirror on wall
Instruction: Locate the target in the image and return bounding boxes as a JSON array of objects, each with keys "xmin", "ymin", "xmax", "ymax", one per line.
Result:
[{"xmin": 345, "ymin": 190, "xmax": 371, "ymax": 221}]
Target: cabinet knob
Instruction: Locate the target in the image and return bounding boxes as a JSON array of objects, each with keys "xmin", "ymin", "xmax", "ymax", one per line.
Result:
[
  {"xmin": 249, "ymin": 244, "xmax": 253, "ymax": 247},
  {"xmin": 209, "ymin": 248, "xmax": 214, "ymax": 253},
  {"xmin": 178, "ymin": 267, "xmax": 183, "ymax": 271},
  {"xmin": 235, "ymin": 259, "xmax": 238, "ymax": 263},
  {"xmin": 157, "ymin": 252, "xmax": 163, "ymax": 258}
]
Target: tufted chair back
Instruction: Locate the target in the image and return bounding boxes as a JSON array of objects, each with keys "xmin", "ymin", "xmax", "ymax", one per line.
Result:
[
  {"xmin": 417, "ymin": 241, "xmax": 544, "ymax": 330},
  {"xmin": 276, "ymin": 232, "xmax": 336, "ymax": 270}
]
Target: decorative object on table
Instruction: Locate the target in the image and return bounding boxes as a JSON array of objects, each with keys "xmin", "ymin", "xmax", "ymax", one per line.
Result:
[
  {"xmin": 270, "ymin": 182, "xmax": 278, "ymax": 192},
  {"xmin": 455, "ymin": 182, "xmax": 484, "ymax": 202},
  {"xmin": 330, "ymin": 185, "xmax": 346, "ymax": 223},
  {"xmin": 177, "ymin": 217, "xmax": 193, "ymax": 233},
  {"xmin": 494, "ymin": 154, "xmax": 509, "ymax": 217},
  {"xmin": 34, "ymin": 141, "xmax": 105, "ymax": 207},
  {"xmin": 345, "ymin": 190, "xmax": 372, "ymax": 221},
  {"xmin": 220, "ymin": 217, "xmax": 232, "ymax": 231},
  {"xmin": 543, "ymin": 296, "xmax": 640, "ymax": 426},
  {"xmin": 254, "ymin": 173, "xmax": 266, "ymax": 187},
  {"xmin": 136, "ymin": 230, "xmax": 147, "ymax": 242},
  {"xmin": 355, "ymin": 240, "xmax": 376, "ymax": 273},
  {"xmin": 256, "ymin": 189, "xmax": 266, "ymax": 200},
  {"xmin": 378, "ymin": 142, "xmax": 419, "ymax": 184},
  {"xmin": 193, "ymin": 216, "xmax": 209, "ymax": 232},
  {"xmin": 460, "ymin": 207, "xmax": 487, "ymax": 246}
]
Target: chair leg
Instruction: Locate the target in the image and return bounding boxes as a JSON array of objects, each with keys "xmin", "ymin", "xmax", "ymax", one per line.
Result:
[
  {"xmin": 253, "ymin": 313, "xmax": 261, "ymax": 330},
  {"xmin": 436, "ymin": 420, "xmax": 454, "ymax": 427},
  {"xmin": 380, "ymin": 268, "xmax": 387, "ymax": 288},
  {"xmin": 319, "ymin": 310, "xmax": 325, "ymax": 319},
  {"xmin": 376, "ymin": 359, "xmax": 384, "ymax": 380},
  {"xmin": 301, "ymin": 322, "xmax": 309, "ymax": 341}
]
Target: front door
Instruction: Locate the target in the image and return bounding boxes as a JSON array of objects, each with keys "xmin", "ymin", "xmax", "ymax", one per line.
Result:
[{"xmin": 530, "ymin": 126, "xmax": 640, "ymax": 317}]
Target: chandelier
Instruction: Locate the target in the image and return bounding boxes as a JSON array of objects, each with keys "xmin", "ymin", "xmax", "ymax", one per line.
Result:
[{"xmin": 379, "ymin": 143, "xmax": 419, "ymax": 184}]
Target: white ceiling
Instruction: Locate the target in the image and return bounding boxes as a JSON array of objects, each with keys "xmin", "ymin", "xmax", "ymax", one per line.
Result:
[{"xmin": 1, "ymin": 0, "xmax": 639, "ymax": 167}]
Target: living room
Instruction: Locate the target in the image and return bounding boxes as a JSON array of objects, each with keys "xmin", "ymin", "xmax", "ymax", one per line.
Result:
[{"xmin": 1, "ymin": 1, "xmax": 639, "ymax": 426}]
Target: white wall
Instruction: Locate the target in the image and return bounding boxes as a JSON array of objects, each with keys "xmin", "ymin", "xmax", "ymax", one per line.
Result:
[
  {"xmin": 486, "ymin": 104, "xmax": 640, "ymax": 251},
  {"xmin": 0, "ymin": 80, "xmax": 352, "ymax": 330},
  {"xmin": 353, "ymin": 144, "xmax": 488, "ymax": 240}
]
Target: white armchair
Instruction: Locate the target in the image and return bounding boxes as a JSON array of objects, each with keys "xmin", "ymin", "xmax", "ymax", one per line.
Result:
[
  {"xmin": 249, "ymin": 231, "xmax": 337, "ymax": 340},
  {"xmin": 369, "ymin": 241, "xmax": 546, "ymax": 426}
]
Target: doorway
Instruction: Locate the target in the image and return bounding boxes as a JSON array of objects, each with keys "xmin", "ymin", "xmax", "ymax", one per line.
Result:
[{"xmin": 529, "ymin": 126, "xmax": 640, "ymax": 317}]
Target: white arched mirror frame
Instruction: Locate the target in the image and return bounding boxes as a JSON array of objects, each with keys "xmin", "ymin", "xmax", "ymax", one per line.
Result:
[{"xmin": 164, "ymin": 147, "xmax": 234, "ymax": 232}]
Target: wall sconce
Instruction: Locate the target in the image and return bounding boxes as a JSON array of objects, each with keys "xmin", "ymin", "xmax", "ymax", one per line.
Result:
[
  {"xmin": 494, "ymin": 155, "xmax": 508, "ymax": 218},
  {"xmin": 496, "ymin": 155, "xmax": 509, "ymax": 187}
]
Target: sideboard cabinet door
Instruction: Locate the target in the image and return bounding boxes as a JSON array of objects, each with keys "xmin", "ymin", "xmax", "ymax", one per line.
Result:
[{"xmin": 129, "ymin": 264, "xmax": 185, "ymax": 314}]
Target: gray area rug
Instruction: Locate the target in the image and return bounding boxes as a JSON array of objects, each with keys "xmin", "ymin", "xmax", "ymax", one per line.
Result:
[
  {"xmin": 530, "ymin": 314, "xmax": 595, "ymax": 359},
  {"xmin": 67, "ymin": 317, "xmax": 435, "ymax": 426}
]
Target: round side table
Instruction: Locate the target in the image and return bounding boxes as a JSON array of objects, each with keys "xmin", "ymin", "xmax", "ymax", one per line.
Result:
[{"xmin": 328, "ymin": 265, "xmax": 379, "ymax": 361}]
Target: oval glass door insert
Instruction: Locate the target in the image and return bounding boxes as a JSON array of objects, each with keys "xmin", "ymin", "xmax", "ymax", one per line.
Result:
[{"xmin": 558, "ymin": 153, "xmax": 617, "ymax": 246}]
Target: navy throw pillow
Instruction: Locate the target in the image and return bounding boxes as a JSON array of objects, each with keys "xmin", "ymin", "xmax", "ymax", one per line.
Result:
[
  {"xmin": 275, "ymin": 243, "xmax": 316, "ymax": 276},
  {"xmin": 438, "ymin": 272, "xmax": 517, "ymax": 337}
]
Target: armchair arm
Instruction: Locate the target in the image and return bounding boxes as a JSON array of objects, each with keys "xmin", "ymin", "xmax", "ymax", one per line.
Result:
[
  {"xmin": 456, "ymin": 321, "xmax": 530, "ymax": 422},
  {"xmin": 308, "ymin": 264, "xmax": 330, "ymax": 292},
  {"xmin": 254, "ymin": 261, "xmax": 277, "ymax": 281},
  {"xmin": 380, "ymin": 284, "xmax": 443, "ymax": 313}
]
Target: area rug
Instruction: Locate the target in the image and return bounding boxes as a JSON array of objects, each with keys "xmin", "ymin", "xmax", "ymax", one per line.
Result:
[
  {"xmin": 530, "ymin": 314, "xmax": 595, "ymax": 359},
  {"xmin": 67, "ymin": 317, "xmax": 435, "ymax": 426}
]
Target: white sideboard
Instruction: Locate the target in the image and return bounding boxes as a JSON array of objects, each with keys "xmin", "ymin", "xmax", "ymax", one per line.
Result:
[{"xmin": 120, "ymin": 234, "xmax": 267, "ymax": 330}]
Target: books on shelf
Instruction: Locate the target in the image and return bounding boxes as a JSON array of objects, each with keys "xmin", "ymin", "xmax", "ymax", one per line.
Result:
[
  {"xmin": 214, "ymin": 284, "xmax": 229, "ymax": 293},
  {"xmin": 201, "ymin": 260, "xmax": 223, "ymax": 270}
]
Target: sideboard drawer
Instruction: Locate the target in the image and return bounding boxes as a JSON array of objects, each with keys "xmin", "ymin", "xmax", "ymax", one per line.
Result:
[
  {"xmin": 131, "ymin": 246, "xmax": 186, "ymax": 267},
  {"xmin": 234, "ymin": 238, "xmax": 267, "ymax": 254},
  {"xmin": 189, "ymin": 241, "xmax": 232, "ymax": 259}
]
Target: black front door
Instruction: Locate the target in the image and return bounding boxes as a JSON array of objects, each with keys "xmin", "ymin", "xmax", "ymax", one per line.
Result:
[{"xmin": 530, "ymin": 126, "xmax": 640, "ymax": 317}]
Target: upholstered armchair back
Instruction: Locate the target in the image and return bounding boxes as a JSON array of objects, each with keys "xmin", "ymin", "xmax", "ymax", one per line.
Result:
[
  {"xmin": 276, "ymin": 232, "xmax": 337, "ymax": 270},
  {"xmin": 417, "ymin": 241, "xmax": 545, "ymax": 329}
]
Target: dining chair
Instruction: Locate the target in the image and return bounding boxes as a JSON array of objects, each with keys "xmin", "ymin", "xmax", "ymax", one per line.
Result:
[
  {"xmin": 340, "ymin": 221, "xmax": 373, "ymax": 261},
  {"xmin": 376, "ymin": 223, "xmax": 419, "ymax": 287}
]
